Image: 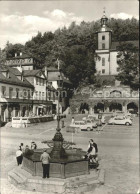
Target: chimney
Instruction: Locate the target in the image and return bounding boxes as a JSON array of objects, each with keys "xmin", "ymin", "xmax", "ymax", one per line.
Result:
[
  {"xmin": 57, "ymin": 58, "xmax": 60, "ymax": 70},
  {"xmin": 15, "ymin": 53, "xmax": 17, "ymax": 57},
  {"xmin": 20, "ymin": 52, "xmax": 22, "ymax": 56}
]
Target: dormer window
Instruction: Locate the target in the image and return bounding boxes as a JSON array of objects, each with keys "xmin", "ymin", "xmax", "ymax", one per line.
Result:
[{"xmin": 2, "ymin": 71, "xmax": 9, "ymax": 78}]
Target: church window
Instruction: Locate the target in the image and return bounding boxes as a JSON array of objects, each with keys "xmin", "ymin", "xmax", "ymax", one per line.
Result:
[
  {"xmin": 102, "ymin": 43, "xmax": 105, "ymax": 49},
  {"xmin": 102, "ymin": 58, "xmax": 105, "ymax": 66},
  {"xmin": 102, "ymin": 69, "xmax": 105, "ymax": 74},
  {"xmin": 102, "ymin": 36, "xmax": 105, "ymax": 40}
]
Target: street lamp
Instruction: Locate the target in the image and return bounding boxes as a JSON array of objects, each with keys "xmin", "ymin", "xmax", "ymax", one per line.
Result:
[{"xmin": 50, "ymin": 74, "xmax": 67, "ymax": 160}]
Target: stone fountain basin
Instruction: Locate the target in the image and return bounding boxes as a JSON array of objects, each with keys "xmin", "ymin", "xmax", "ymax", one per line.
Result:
[{"xmin": 22, "ymin": 148, "xmax": 89, "ymax": 179}]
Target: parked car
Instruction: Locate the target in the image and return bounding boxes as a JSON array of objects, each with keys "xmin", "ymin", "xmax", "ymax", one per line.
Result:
[
  {"xmin": 108, "ymin": 116, "xmax": 132, "ymax": 126},
  {"xmin": 88, "ymin": 114, "xmax": 106, "ymax": 124},
  {"xmin": 124, "ymin": 113, "xmax": 133, "ymax": 120},
  {"xmin": 69, "ymin": 120, "xmax": 97, "ymax": 131}
]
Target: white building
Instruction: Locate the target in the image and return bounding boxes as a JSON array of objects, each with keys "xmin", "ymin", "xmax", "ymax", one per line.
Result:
[
  {"xmin": 95, "ymin": 11, "xmax": 138, "ymax": 76},
  {"xmin": 0, "ymin": 65, "xmax": 34, "ymax": 123}
]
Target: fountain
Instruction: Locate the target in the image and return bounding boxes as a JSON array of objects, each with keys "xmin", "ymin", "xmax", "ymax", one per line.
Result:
[{"xmin": 22, "ymin": 75, "xmax": 89, "ymax": 178}]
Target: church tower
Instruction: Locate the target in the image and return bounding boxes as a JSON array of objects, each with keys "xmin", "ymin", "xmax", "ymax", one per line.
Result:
[{"xmin": 97, "ymin": 10, "xmax": 112, "ymax": 50}]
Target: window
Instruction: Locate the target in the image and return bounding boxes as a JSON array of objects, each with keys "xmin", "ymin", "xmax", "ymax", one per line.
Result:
[
  {"xmin": 23, "ymin": 89, "xmax": 27, "ymax": 99},
  {"xmin": 36, "ymin": 78, "xmax": 38, "ymax": 85},
  {"xmin": 9, "ymin": 87, "xmax": 13, "ymax": 98},
  {"xmin": 102, "ymin": 58, "xmax": 105, "ymax": 66},
  {"xmin": 42, "ymin": 92, "xmax": 45, "ymax": 100},
  {"xmin": 35, "ymin": 91, "xmax": 38, "ymax": 99},
  {"xmin": 102, "ymin": 36, "xmax": 105, "ymax": 40},
  {"xmin": 28, "ymin": 90, "xmax": 30, "ymax": 99},
  {"xmin": 1, "ymin": 86, "xmax": 6, "ymax": 97},
  {"xmin": 38, "ymin": 78, "xmax": 40, "ymax": 85},
  {"xmin": 102, "ymin": 69, "xmax": 105, "ymax": 74},
  {"xmin": 16, "ymin": 88, "xmax": 19, "ymax": 98},
  {"xmin": 39, "ymin": 91, "xmax": 41, "ymax": 99},
  {"xmin": 102, "ymin": 43, "xmax": 105, "ymax": 49}
]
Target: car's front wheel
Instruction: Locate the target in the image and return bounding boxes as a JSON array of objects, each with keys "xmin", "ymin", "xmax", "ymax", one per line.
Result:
[
  {"xmin": 125, "ymin": 122, "xmax": 130, "ymax": 126},
  {"xmin": 87, "ymin": 127, "xmax": 91, "ymax": 131}
]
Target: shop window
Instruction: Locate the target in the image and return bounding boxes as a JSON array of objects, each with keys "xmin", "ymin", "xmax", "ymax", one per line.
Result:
[
  {"xmin": 102, "ymin": 69, "xmax": 105, "ymax": 74},
  {"xmin": 102, "ymin": 58, "xmax": 105, "ymax": 66}
]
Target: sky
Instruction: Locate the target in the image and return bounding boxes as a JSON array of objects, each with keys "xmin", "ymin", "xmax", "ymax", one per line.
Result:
[{"xmin": 0, "ymin": 0, "xmax": 139, "ymax": 49}]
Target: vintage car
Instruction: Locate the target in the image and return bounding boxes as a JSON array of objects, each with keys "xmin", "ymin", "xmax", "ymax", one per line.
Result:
[
  {"xmin": 108, "ymin": 116, "xmax": 132, "ymax": 126},
  {"xmin": 69, "ymin": 120, "xmax": 97, "ymax": 131},
  {"xmin": 87, "ymin": 114, "xmax": 106, "ymax": 124}
]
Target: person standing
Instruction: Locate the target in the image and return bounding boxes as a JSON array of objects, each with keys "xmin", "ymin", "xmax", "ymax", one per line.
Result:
[
  {"xmin": 40, "ymin": 149, "xmax": 51, "ymax": 178},
  {"xmin": 90, "ymin": 139, "xmax": 98, "ymax": 162},
  {"xmin": 31, "ymin": 141, "xmax": 37, "ymax": 150},
  {"xmin": 71, "ymin": 117, "xmax": 75, "ymax": 124},
  {"xmin": 16, "ymin": 147, "xmax": 23, "ymax": 165}
]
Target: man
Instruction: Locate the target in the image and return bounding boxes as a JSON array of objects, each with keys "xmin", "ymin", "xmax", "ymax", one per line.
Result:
[
  {"xmin": 16, "ymin": 147, "xmax": 23, "ymax": 165},
  {"xmin": 31, "ymin": 141, "xmax": 37, "ymax": 150},
  {"xmin": 90, "ymin": 139, "xmax": 98, "ymax": 162},
  {"xmin": 40, "ymin": 149, "xmax": 51, "ymax": 178}
]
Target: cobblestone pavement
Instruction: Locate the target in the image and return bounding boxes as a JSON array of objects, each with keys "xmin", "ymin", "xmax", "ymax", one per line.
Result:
[{"xmin": 0, "ymin": 114, "xmax": 139, "ymax": 194}]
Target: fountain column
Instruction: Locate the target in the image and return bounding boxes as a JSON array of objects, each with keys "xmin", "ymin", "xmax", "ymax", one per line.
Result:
[{"xmin": 50, "ymin": 75, "xmax": 67, "ymax": 160}]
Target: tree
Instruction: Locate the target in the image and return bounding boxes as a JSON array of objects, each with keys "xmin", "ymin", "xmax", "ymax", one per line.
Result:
[
  {"xmin": 116, "ymin": 42, "xmax": 139, "ymax": 90},
  {"xmin": 5, "ymin": 42, "xmax": 24, "ymax": 58},
  {"xmin": 0, "ymin": 48, "xmax": 6, "ymax": 65}
]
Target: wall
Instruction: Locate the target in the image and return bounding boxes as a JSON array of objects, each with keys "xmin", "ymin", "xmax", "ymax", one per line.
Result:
[
  {"xmin": 110, "ymin": 51, "xmax": 119, "ymax": 75},
  {"xmin": 0, "ymin": 82, "xmax": 33, "ymax": 101},
  {"xmin": 95, "ymin": 50, "xmax": 110, "ymax": 75},
  {"xmin": 98, "ymin": 31, "xmax": 111, "ymax": 50}
]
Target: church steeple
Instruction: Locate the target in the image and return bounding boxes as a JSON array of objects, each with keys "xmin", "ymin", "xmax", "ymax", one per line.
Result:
[
  {"xmin": 100, "ymin": 8, "xmax": 108, "ymax": 32},
  {"xmin": 97, "ymin": 9, "xmax": 112, "ymax": 50}
]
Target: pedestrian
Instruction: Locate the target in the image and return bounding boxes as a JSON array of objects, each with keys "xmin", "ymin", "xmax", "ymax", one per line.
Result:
[
  {"xmin": 31, "ymin": 141, "xmax": 37, "ymax": 150},
  {"xmin": 90, "ymin": 139, "xmax": 98, "ymax": 162},
  {"xmin": 16, "ymin": 147, "xmax": 23, "ymax": 165},
  {"xmin": 40, "ymin": 149, "xmax": 51, "ymax": 179},
  {"xmin": 71, "ymin": 117, "xmax": 75, "ymax": 124},
  {"xmin": 20, "ymin": 143, "xmax": 24, "ymax": 152}
]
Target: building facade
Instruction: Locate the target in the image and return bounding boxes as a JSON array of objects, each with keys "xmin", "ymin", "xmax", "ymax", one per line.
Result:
[
  {"xmin": 44, "ymin": 66, "xmax": 72, "ymax": 114},
  {"xmin": 0, "ymin": 65, "xmax": 34, "ymax": 122},
  {"xmin": 23, "ymin": 69, "xmax": 53, "ymax": 116},
  {"xmin": 70, "ymin": 85, "xmax": 139, "ymax": 114}
]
